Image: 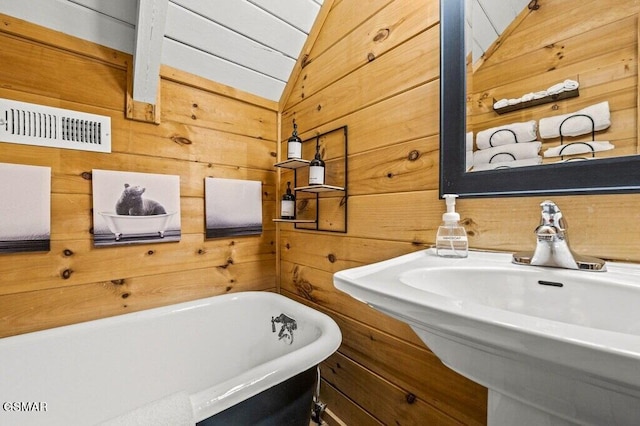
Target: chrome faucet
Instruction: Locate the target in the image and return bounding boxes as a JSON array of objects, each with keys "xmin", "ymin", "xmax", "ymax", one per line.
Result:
[
  {"xmin": 271, "ymin": 313, "xmax": 297, "ymax": 344},
  {"xmin": 512, "ymin": 200, "xmax": 606, "ymax": 271}
]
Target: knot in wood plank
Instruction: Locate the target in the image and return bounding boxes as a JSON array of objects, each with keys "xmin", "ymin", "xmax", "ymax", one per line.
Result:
[
  {"xmin": 171, "ymin": 135, "xmax": 192, "ymax": 145},
  {"xmin": 407, "ymin": 150, "xmax": 420, "ymax": 161},
  {"xmin": 373, "ymin": 28, "xmax": 390, "ymax": 42}
]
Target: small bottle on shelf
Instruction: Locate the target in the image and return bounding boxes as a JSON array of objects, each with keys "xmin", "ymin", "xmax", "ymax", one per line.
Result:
[
  {"xmin": 287, "ymin": 120, "xmax": 302, "ymax": 160},
  {"xmin": 280, "ymin": 181, "xmax": 296, "ymax": 219},
  {"xmin": 308, "ymin": 139, "xmax": 325, "ymax": 185}
]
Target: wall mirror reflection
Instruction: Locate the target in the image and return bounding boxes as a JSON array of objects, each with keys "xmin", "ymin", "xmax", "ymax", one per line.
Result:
[{"xmin": 440, "ymin": 0, "xmax": 640, "ymax": 197}]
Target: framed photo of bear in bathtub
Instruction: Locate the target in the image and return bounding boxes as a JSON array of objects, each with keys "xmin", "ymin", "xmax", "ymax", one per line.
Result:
[{"xmin": 92, "ymin": 169, "xmax": 181, "ymax": 247}]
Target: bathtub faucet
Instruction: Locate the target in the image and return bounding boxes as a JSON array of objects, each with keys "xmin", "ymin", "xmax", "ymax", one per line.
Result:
[{"xmin": 272, "ymin": 314, "xmax": 297, "ymax": 344}]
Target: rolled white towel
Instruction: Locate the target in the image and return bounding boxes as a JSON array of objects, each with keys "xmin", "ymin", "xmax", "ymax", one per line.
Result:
[
  {"xmin": 543, "ymin": 141, "xmax": 614, "ymax": 158},
  {"xmin": 533, "ymin": 91, "xmax": 548, "ymax": 99},
  {"xmin": 473, "ymin": 142, "xmax": 542, "ymax": 167},
  {"xmin": 554, "ymin": 157, "xmax": 594, "ymax": 163},
  {"xmin": 471, "ymin": 156, "xmax": 542, "ymax": 172},
  {"xmin": 100, "ymin": 392, "xmax": 195, "ymax": 426},
  {"xmin": 546, "ymin": 82, "xmax": 566, "ymax": 95},
  {"xmin": 563, "ymin": 79, "xmax": 579, "ymax": 91},
  {"xmin": 521, "ymin": 92, "xmax": 535, "ymax": 102},
  {"xmin": 476, "ymin": 120, "xmax": 538, "ymax": 149},
  {"xmin": 507, "ymin": 98, "xmax": 521, "ymax": 105},
  {"xmin": 493, "ymin": 98, "xmax": 509, "ymax": 109},
  {"xmin": 539, "ymin": 101, "xmax": 611, "ymax": 139}
]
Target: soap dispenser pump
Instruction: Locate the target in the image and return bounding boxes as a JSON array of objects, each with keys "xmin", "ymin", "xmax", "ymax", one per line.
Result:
[{"xmin": 436, "ymin": 194, "xmax": 468, "ymax": 258}]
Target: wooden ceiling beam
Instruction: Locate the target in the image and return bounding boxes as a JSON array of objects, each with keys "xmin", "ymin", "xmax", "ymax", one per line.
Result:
[{"xmin": 132, "ymin": 0, "xmax": 168, "ymax": 105}]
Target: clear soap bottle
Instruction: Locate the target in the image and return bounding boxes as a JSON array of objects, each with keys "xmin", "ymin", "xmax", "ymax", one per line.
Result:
[{"xmin": 436, "ymin": 194, "xmax": 468, "ymax": 258}]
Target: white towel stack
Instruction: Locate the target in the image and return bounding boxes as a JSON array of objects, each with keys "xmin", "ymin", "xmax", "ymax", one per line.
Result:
[
  {"xmin": 471, "ymin": 121, "xmax": 541, "ymax": 171},
  {"xmin": 476, "ymin": 120, "xmax": 538, "ymax": 149},
  {"xmin": 472, "ymin": 142, "xmax": 542, "ymax": 169},
  {"xmin": 100, "ymin": 392, "xmax": 195, "ymax": 426},
  {"xmin": 472, "ymin": 157, "xmax": 542, "ymax": 171},
  {"xmin": 543, "ymin": 141, "xmax": 615, "ymax": 158},
  {"xmin": 539, "ymin": 101, "xmax": 611, "ymax": 139}
]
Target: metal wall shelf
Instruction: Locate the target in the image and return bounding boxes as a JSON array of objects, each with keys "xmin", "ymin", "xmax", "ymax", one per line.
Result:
[
  {"xmin": 273, "ymin": 125, "xmax": 348, "ymax": 233},
  {"xmin": 295, "ymin": 184, "xmax": 344, "ymax": 193},
  {"xmin": 272, "ymin": 218, "xmax": 317, "ymax": 223},
  {"xmin": 273, "ymin": 158, "xmax": 310, "ymax": 169}
]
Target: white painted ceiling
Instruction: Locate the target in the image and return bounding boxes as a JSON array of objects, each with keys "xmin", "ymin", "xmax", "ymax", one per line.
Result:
[{"xmin": 0, "ymin": 0, "xmax": 324, "ymax": 102}]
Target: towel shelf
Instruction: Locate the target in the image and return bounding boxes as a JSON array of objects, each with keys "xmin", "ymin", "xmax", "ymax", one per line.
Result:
[
  {"xmin": 493, "ymin": 88, "xmax": 579, "ymax": 115},
  {"xmin": 557, "ymin": 113, "xmax": 596, "ymax": 161}
]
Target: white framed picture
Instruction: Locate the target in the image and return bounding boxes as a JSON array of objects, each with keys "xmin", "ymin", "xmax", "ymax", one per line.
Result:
[
  {"xmin": 92, "ymin": 169, "xmax": 181, "ymax": 246},
  {"xmin": 0, "ymin": 162, "xmax": 51, "ymax": 253},
  {"xmin": 205, "ymin": 178, "xmax": 262, "ymax": 238}
]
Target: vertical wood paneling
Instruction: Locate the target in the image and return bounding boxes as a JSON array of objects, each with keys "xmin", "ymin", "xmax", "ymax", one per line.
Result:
[
  {"xmin": 279, "ymin": 0, "xmax": 640, "ymax": 425},
  {"xmin": 280, "ymin": 0, "xmax": 489, "ymax": 423},
  {"xmin": 0, "ymin": 15, "xmax": 277, "ymax": 338}
]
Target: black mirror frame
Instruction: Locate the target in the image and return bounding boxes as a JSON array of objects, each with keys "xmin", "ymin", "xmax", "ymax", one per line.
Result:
[{"xmin": 439, "ymin": 0, "xmax": 640, "ymax": 198}]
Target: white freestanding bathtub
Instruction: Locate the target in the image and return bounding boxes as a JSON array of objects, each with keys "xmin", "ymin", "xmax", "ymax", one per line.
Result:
[
  {"xmin": 98, "ymin": 211, "xmax": 178, "ymax": 241},
  {"xmin": 0, "ymin": 292, "xmax": 341, "ymax": 425}
]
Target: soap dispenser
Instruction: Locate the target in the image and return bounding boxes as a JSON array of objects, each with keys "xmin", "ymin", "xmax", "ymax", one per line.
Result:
[{"xmin": 436, "ymin": 194, "xmax": 468, "ymax": 258}]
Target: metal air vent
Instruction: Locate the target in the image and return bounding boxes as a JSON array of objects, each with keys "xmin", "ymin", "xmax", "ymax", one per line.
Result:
[{"xmin": 0, "ymin": 98, "xmax": 111, "ymax": 153}]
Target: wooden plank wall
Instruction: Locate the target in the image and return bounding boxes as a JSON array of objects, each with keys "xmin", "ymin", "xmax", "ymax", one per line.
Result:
[
  {"xmin": 279, "ymin": 0, "xmax": 640, "ymax": 425},
  {"xmin": 0, "ymin": 14, "xmax": 278, "ymax": 338},
  {"xmin": 280, "ymin": 0, "xmax": 488, "ymax": 424}
]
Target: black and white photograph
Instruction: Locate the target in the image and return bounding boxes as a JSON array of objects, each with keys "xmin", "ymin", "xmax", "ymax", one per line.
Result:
[
  {"xmin": 92, "ymin": 169, "xmax": 181, "ymax": 247},
  {"xmin": 205, "ymin": 178, "xmax": 262, "ymax": 238},
  {"xmin": 0, "ymin": 162, "xmax": 51, "ymax": 253}
]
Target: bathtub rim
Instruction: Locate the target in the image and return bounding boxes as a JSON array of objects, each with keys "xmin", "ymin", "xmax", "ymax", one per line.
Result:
[
  {"xmin": 189, "ymin": 292, "xmax": 342, "ymax": 421},
  {"xmin": 0, "ymin": 291, "xmax": 342, "ymax": 424}
]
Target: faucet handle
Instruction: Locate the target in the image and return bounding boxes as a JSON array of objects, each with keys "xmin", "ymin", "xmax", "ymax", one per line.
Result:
[
  {"xmin": 536, "ymin": 200, "xmax": 567, "ymax": 240},
  {"xmin": 539, "ymin": 200, "xmax": 566, "ymax": 228}
]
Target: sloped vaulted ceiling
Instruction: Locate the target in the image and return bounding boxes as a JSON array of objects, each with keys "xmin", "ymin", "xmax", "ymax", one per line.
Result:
[{"xmin": 0, "ymin": 0, "xmax": 324, "ymax": 103}]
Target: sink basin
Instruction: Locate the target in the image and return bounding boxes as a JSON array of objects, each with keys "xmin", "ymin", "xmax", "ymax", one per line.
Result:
[{"xmin": 334, "ymin": 248, "xmax": 640, "ymax": 425}]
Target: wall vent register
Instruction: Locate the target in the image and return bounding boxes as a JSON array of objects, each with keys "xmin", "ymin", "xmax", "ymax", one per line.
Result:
[{"xmin": 0, "ymin": 98, "xmax": 111, "ymax": 153}]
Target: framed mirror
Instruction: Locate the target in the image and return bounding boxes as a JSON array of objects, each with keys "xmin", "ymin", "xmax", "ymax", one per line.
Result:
[{"xmin": 440, "ymin": 0, "xmax": 640, "ymax": 197}]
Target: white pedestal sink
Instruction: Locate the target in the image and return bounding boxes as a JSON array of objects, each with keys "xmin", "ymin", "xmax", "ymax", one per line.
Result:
[{"xmin": 333, "ymin": 249, "xmax": 640, "ymax": 425}]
